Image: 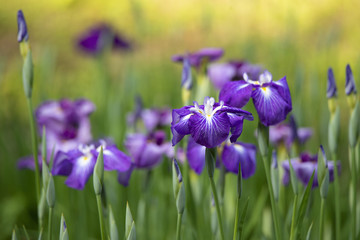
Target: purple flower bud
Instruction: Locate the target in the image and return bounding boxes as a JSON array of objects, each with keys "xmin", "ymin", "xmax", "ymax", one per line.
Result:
[
  {"xmin": 17, "ymin": 10, "xmax": 29, "ymax": 42},
  {"xmin": 346, "ymin": 64, "xmax": 357, "ymax": 95},
  {"xmin": 327, "ymin": 68, "xmax": 337, "ymax": 98},
  {"xmin": 272, "ymin": 150, "xmax": 278, "ymax": 169},
  {"xmin": 173, "ymin": 159, "xmax": 182, "ymax": 183}
]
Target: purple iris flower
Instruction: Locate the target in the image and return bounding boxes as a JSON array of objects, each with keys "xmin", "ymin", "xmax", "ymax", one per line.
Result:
[
  {"xmin": 282, "ymin": 152, "xmax": 340, "ymax": 188},
  {"xmin": 345, "ymin": 64, "xmax": 357, "ymax": 95},
  {"xmin": 52, "ymin": 139, "xmax": 132, "ymax": 190},
  {"xmin": 208, "ymin": 61, "xmax": 263, "ymax": 89},
  {"xmin": 118, "ymin": 130, "xmax": 174, "ymax": 186},
  {"xmin": 181, "ymin": 56, "xmax": 193, "ymax": 90},
  {"xmin": 186, "ymin": 137, "xmax": 256, "ymax": 178},
  {"xmin": 172, "ymin": 48, "xmax": 224, "ymax": 68},
  {"xmin": 269, "ymin": 122, "xmax": 313, "ymax": 149},
  {"xmin": 18, "ymin": 99, "xmax": 95, "ymax": 170},
  {"xmin": 327, "ymin": 68, "xmax": 337, "ymax": 98},
  {"xmin": 171, "ymin": 96, "xmax": 253, "ymax": 148},
  {"xmin": 17, "ymin": 10, "xmax": 29, "ymax": 42},
  {"xmin": 77, "ymin": 24, "xmax": 132, "ymax": 55},
  {"xmin": 219, "ymin": 70, "xmax": 292, "ymax": 126}
]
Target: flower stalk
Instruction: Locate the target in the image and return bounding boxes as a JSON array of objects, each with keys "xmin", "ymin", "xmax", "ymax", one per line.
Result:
[
  {"xmin": 233, "ymin": 161, "xmax": 242, "ymax": 240},
  {"xmin": 206, "ymin": 147, "xmax": 225, "ymax": 240}
]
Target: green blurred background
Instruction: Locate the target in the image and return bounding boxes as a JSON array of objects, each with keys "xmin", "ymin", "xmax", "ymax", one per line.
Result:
[{"xmin": 1, "ymin": 0, "xmax": 360, "ymax": 239}]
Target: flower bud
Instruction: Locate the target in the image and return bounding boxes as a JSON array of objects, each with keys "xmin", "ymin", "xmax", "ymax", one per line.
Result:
[
  {"xmin": 59, "ymin": 214, "xmax": 68, "ymax": 240},
  {"xmin": 93, "ymin": 147, "xmax": 104, "ymax": 195},
  {"xmin": 349, "ymin": 101, "xmax": 360, "ymax": 148},
  {"xmin": 328, "ymin": 107, "xmax": 340, "ymax": 153},
  {"xmin": 46, "ymin": 173, "xmax": 55, "ymax": 208},
  {"xmin": 327, "ymin": 68, "xmax": 337, "ymax": 99}
]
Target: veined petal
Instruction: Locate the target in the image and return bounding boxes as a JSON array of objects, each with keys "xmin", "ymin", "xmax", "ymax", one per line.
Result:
[
  {"xmin": 227, "ymin": 114, "xmax": 244, "ymax": 143},
  {"xmin": 221, "ymin": 142, "xmax": 256, "ymax": 178},
  {"xmin": 65, "ymin": 153, "xmax": 96, "ymax": 190},
  {"xmin": 102, "ymin": 145, "xmax": 132, "ymax": 172},
  {"xmin": 171, "ymin": 107, "xmax": 193, "ymax": 146},
  {"xmin": 189, "ymin": 112, "xmax": 230, "ymax": 148},
  {"xmin": 186, "ymin": 137, "xmax": 206, "ymax": 174},
  {"xmin": 219, "ymin": 81, "xmax": 252, "ymax": 108},
  {"xmin": 252, "ymin": 82, "xmax": 292, "ymax": 126}
]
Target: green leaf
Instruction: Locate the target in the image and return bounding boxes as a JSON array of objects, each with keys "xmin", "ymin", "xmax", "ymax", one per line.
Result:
[
  {"xmin": 349, "ymin": 100, "xmax": 360, "ymax": 147},
  {"xmin": 38, "ymin": 228, "xmax": 43, "ymax": 240},
  {"xmin": 22, "ymin": 225, "xmax": 30, "ymax": 240},
  {"xmin": 93, "ymin": 147, "xmax": 104, "ymax": 195},
  {"xmin": 59, "ymin": 214, "xmax": 66, "ymax": 239},
  {"xmin": 306, "ymin": 222, "xmax": 313, "ymax": 240},
  {"xmin": 296, "ymin": 171, "xmax": 315, "ymax": 227},
  {"xmin": 12, "ymin": 229, "xmax": 17, "ymax": 240},
  {"xmin": 328, "ymin": 107, "xmax": 340, "ymax": 153},
  {"xmin": 238, "ymin": 197, "xmax": 250, "ymax": 240},
  {"xmin": 205, "ymin": 148, "xmax": 216, "ymax": 178},
  {"xmin": 257, "ymin": 122, "xmax": 269, "ymax": 157},
  {"xmin": 125, "ymin": 202, "xmax": 134, "ymax": 238},
  {"xmin": 46, "ymin": 173, "xmax": 55, "ymax": 208},
  {"xmin": 288, "ymin": 159, "xmax": 299, "ymax": 195},
  {"xmin": 109, "ymin": 205, "xmax": 118, "ymax": 240}
]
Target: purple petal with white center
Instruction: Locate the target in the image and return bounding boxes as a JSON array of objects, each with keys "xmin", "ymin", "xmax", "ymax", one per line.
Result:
[
  {"xmin": 189, "ymin": 112, "xmax": 230, "ymax": 148},
  {"xmin": 52, "ymin": 151, "xmax": 73, "ymax": 176},
  {"xmin": 101, "ymin": 145, "xmax": 132, "ymax": 172},
  {"xmin": 208, "ymin": 63, "xmax": 237, "ymax": 89},
  {"xmin": 221, "ymin": 142, "xmax": 256, "ymax": 178},
  {"xmin": 219, "ymin": 81, "xmax": 253, "ymax": 108},
  {"xmin": 65, "ymin": 152, "xmax": 97, "ymax": 190},
  {"xmin": 252, "ymin": 78, "xmax": 292, "ymax": 126},
  {"xmin": 327, "ymin": 68, "xmax": 337, "ymax": 98},
  {"xmin": 117, "ymin": 164, "xmax": 135, "ymax": 186},
  {"xmin": 186, "ymin": 137, "xmax": 206, "ymax": 174},
  {"xmin": 346, "ymin": 64, "xmax": 357, "ymax": 95}
]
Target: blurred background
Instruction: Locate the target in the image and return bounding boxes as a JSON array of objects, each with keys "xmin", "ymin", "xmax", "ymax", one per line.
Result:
[{"xmin": 1, "ymin": 0, "xmax": 360, "ymax": 239}]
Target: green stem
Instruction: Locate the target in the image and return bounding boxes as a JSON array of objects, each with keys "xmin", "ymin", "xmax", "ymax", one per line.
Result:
[
  {"xmin": 209, "ymin": 177, "xmax": 225, "ymax": 240},
  {"xmin": 319, "ymin": 198, "xmax": 325, "ymax": 240},
  {"xmin": 96, "ymin": 194, "xmax": 106, "ymax": 240},
  {"xmin": 48, "ymin": 207, "xmax": 53, "ymax": 240},
  {"xmin": 261, "ymin": 153, "xmax": 281, "ymax": 240},
  {"xmin": 27, "ymin": 98, "xmax": 40, "ymax": 202},
  {"xmin": 289, "ymin": 194, "xmax": 298, "ymax": 240},
  {"xmin": 233, "ymin": 197, "xmax": 241, "ymax": 240},
  {"xmin": 176, "ymin": 213, "xmax": 183, "ymax": 240},
  {"xmin": 350, "ymin": 147, "xmax": 357, "ymax": 240},
  {"xmin": 331, "ymin": 152, "xmax": 341, "ymax": 240}
]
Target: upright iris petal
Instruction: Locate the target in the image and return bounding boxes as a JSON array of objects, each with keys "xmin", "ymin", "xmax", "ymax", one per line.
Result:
[
  {"xmin": 181, "ymin": 56, "xmax": 193, "ymax": 90},
  {"xmin": 327, "ymin": 68, "xmax": 337, "ymax": 98},
  {"xmin": 282, "ymin": 152, "xmax": 340, "ymax": 188},
  {"xmin": 345, "ymin": 64, "xmax": 357, "ymax": 95},
  {"xmin": 17, "ymin": 10, "xmax": 29, "ymax": 42},
  {"xmin": 171, "ymin": 97, "xmax": 253, "ymax": 148}
]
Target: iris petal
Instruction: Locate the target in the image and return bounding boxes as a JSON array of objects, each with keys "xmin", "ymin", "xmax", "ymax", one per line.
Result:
[
  {"xmin": 102, "ymin": 146, "xmax": 132, "ymax": 172},
  {"xmin": 189, "ymin": 112, "xmax": 230, "ymax": 148},
  {"xmin": 65, "ymin": 154, "xmax": 96, "ymax": 190},
  {"xmin": 219, "ymin": 81, "xmax": 253, "ymax": 108},
  {"xmin": 186, "ymin": 137, "xmax": 206, "ymax": 174},
  {"xmin": 221, "ymin": 142, "xmax": 256, "ymax": 178}
]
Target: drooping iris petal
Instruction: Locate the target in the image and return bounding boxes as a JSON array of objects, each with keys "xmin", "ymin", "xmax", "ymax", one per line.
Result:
[
  {"xmin": 101, "ymin": 145, "xmax": 132, "ymax": 172},
  {"xmin": 345, "ymin": 64, "xmax": 357, "ymax": 95},
  {"xmin": 252, "ymin": 80, "xmax": 292, "ymax": 126},
  {"xmin": 221, "ymin": 142, "xmax": 256, "ymax": 178},
  {"xmin": 171, "ymin": 107, "xmax": 193, "ymax": 146},
  {"xmin": 52, "ymin": 151, "xmax": 73, "ymax": 176},
  {"xmin": 189, "ymin": 112, "xmax": 230, "ymax": 148},
  {"xmin": 18, "ymin": 155, "xmax": 42, "ymax": 170},
  {"xmin": 327, "ymin": 68, "xmax": 337, "ymax": 98},
  {"xmin": 137, "ymin": 142, "xmax": 169, "ymax": 168},
  {"xmin": 219, "ymin": 81, "xmax": 253, "ymax": 108},
  {"xmin": 117, "ymin": 164, "xmax": 135, "ymax": 186},
  {"xmin": 124, "ymin": 133, "xmax": 147, "ymax": 162},
  {"xmin": 227, "ymin": 114, "xmax": 244, "ymax": 143},
  {"xmin": 64, "ymin": 150, "xmax": 97, "ymax": 190},
  {"xmin": 186, "ymin": 137, "xmax": 206, "ymax": 174},
  {"xmin": 182, "ymin": 56, "xmax": 193, "ymax": 90}
]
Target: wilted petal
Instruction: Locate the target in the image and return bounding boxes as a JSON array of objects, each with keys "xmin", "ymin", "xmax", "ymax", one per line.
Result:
[
  {"xmin": 221, "ymin": 142, "xmax": 256, "ymax": 178},
  {"xmin": 219, "ymin": 81, "xmax": 253, "ymax": 108},
  {"xmin": 186, "ymin": 137, "xmax": 206, "ymax": 174},
  {"xmin": 189, "ymin": 112, "xmax": 230, "ymax": 148}
]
